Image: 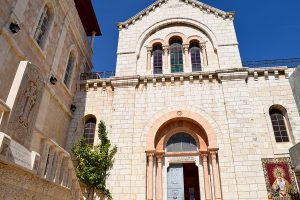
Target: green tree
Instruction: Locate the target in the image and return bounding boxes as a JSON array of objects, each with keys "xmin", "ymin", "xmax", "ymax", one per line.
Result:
[{"xmin": 72, "ymin": 120, "xmax": 117, "ymax": 200}]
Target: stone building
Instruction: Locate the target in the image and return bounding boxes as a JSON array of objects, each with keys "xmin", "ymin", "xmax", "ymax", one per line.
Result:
[
  {"xmin": 67, "ymin": 0, "xmax": 300, "ymax": 200},
  {"xmin": 0, "ymin": 0, "xmax": 100, "ymax": 199}
]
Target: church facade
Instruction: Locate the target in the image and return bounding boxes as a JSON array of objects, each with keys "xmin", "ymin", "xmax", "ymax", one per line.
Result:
[{"xmin": 68, "ymin": 0, "xmax": 300, "ymax": 200}]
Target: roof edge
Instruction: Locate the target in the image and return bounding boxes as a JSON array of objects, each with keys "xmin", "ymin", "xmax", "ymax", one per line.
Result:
[{"xmin": 117, "ymin": 0, "xmax": 235, "ymax": 30}]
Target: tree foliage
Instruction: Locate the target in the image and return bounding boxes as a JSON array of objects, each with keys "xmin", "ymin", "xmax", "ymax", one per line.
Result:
[{"xmin": 72, "ymin": 120, "xmax": 117, "ymax": 200}]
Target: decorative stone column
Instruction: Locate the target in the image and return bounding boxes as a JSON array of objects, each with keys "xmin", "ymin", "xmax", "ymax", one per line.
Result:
[
  {"xmin": 183, "ymin": 43, "xmax": 190, "ymax": 71},
  {"xmin": 54, "ymin": 151, "xmax": 63, "ymax": 183},
  {"xmin": 200, "ymin": 151, "xmax": 212, "ymax": 200},
  {"xmin": 147, "ymin": 47, "xmax": 152, "ymax": 71},
  {"xmin": 210, "ymin": 150, "xmax": 222, "ymax": 200},
  {"xmin": 163, "ymin": 45, "xmax": 169, "ymax": 70},
  {"xmin": 156, "ymin": 154, "xmax": 163, "ymax": 200},
  {"xmin": 200, "ymin": 42, "xmax": 208, "ymax": 66},
  {"xmin": 45, "ymin": 146, "xmax": 56, "ymax": 180},
  {"xmin": 147, "ymin": 152, "xmax": 155, "ymax": 200},
  {"xmin": 61, "ymin": 156, "xmax": 70, "ymax": 186}
]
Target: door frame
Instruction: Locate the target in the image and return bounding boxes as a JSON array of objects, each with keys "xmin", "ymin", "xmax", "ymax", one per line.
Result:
[{"xmin": 163, "ymin": 156, "xmax": 205, "ymax": 200}]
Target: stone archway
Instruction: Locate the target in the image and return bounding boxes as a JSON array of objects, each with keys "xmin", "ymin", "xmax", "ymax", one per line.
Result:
[{"xmin": 145, "ymin": 110, "xmax": 222, "ymax": 200}]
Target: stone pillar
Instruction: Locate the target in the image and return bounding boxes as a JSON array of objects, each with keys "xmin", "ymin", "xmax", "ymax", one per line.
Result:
[
  {"xmin": 61, "ymin": 156, "xmax": 70, "ymax": 186},
  {"xmin": 201, "ymin": 152, "xmax": 212, "ymax": 200},
  {"xmin": 210, "ymin": 150, "xmax": 222, "ymax": 200},
  {"xmin": 54, "ymin": 151, "xmax": 63, "ymax": 183},
  {"xmin": 45, "ymin": 146, "xmax": 55, "ymax": 180},
  {"xmin": 38, "ymin": 141, "xmax": 50, "ymax": 177},
  {"xmin": 156, "ymin": 154, "xmax": 163, "ymax": 200},
  {"xmin": 163, "ymin": 45, "xmax": 169, "ymax": 71},
  {"xmin": 147, "ymin": 47, "xmax": 152, "ymax": 72},
  {"xmin": 147, "ymin": 153, "xmax": 154, "ymax": 200},
  {"xmin": 183, "ymin": 43, "xmax": 190, "ymax": 72},
  {"xmin": 200, "ymin": 43, "xmax": 208, "ymax": 66},
  {"xmin": 90, "ymin": 31, "xmax": 96, "ymax": 50}
]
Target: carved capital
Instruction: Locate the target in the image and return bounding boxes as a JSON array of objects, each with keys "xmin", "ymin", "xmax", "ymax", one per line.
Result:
[
  {"xmin": 147, "ymin": 46, "xmax": 153, "ymax": 53},
  {"xmin": 183, "ymin": 44, "xmax": 189, "ymax": 51},
  {"xmin": 162, "ymin": 45, "xmax": 169, "ymax": 53},
  {"xmin": 200, "ymin": 42, "xmax": 206, "ymax": 50},
  {"xmin": 200, "ymin": 151, "xmax": 209, "ymax": 162},
  {"xmin": 210, "ymin": 151, "xmax": 218, "ymax": 160}
]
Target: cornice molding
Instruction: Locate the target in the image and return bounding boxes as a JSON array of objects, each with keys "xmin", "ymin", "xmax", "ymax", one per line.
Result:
[
  {"xmin": 79, "ymin": 67, "xmax": 289, "ymax": 91},
  {"xmin": 117, "ymin": 0, "xmax": 235, "ymax": 30}
]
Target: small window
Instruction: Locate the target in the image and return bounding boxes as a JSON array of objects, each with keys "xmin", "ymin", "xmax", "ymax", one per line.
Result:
[
  {"xmin": 166, "ymin": 133, "xmax": 197, "ymax": 152},
  {"xmin": 64, "ymin": 52, "xmax": 75, "ymax": 87},
  {"xmin": 84, "ymin": 118, "xmax": 96, "ymax": 145},
  {"xmin": 34, "ymin": 5, "xmax": 50, "ymax": 46},
  {"xmin": 269, "ymin": 109, "xmax": 289, "ymax": 142},
  {"xmin": 153, "ymin": 45, "xmax": 163, "ymax": 74},
  {"xmin": 190, "ymin": 43, "xmax": 202, "ymax": 71},
  {"xmin": 170, "ymin": 38, "xmax": 183, "ymax": 73}
]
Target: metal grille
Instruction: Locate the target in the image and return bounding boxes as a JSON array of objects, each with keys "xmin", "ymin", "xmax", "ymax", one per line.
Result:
[
  {"xmin": 153, "ymin": 45, "xmax": 163, "ymax": 74},
  {"xmin": 270, "ymin": 110, "xmax": 289, "ymax": 142},
  {"xmin": 170, "ymin": 43, "xmax": 183, "ymax": 73},
  {"xmin": 166, "ymin": 133, "xmax": 197, "ymax": 152},
  {"xmin": 190, "ymin": 43, "xmax": 202, "ymax": 72}
]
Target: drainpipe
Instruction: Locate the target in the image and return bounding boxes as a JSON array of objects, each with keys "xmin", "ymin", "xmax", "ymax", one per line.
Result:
[{"xmin": 90, "ymin": 31, "xmax": 96, "ymax": 50}]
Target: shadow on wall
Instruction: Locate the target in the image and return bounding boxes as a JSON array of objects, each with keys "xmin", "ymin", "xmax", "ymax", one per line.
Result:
[{"xmin": 289, "ymin": 66, "xmax": 300, "ymax": 117}]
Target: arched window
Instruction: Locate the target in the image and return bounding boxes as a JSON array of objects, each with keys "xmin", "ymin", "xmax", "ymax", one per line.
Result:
[
  {"xmin": 169, "ymin": 38, "xmax": 183, "ymax": 73},
  {"xmin": 64, "ymin": 52, "xmax": 75, "ymax": 87},
  {"xmin": 84, "ymin": 117, "xmax": 96, "ymax": 145},
  {"xmin": 34, "ymin": 5, "xmax": 51, "ymax": 46},
  {"xmin": 153, "ymin": 44, "xmax": 163, "ymax": 74},
  {"xmin": 269, "ymin": 108, "xmax": 289, "ymax": 142},
  {"xmin": 190, "ymin": 42, "xmax": 202, "ymax": 71},
  {"xmin": 166, "ymin": 133, "xmax": 197, "ymax": 152}
]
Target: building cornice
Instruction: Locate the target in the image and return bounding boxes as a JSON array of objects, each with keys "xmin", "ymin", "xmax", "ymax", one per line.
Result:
[
  {"xmin": 79, "ymin": 67, "xmax": 289, "ymax": 91},
  {"xmin": 117, "ymin": 0, "xmax": 235, "ymax": 30}
]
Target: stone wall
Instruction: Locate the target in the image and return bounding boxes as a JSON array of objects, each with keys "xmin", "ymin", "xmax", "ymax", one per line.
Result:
[
  {"xmin": 290, "ymin": 66, "xmax": 300, "ymax": 116},
  {"xmin": 116, "ymin": 0, "xmax": 242, "ymax": 76},
  {"xmin": 0, "ymin": 0, "xmax": 93, "ymax": 149},
  {"xmin": 0, "ymin": 162, "xmax": 72, "ymax": 200},
  {"xmin": 68, "ymin": 67, "xmax": 300, "ymax": 200}
]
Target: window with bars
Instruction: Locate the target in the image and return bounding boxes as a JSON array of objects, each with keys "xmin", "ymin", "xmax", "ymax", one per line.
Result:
[
  {"xmin": 190, "ymin": 43, "xmax": 202, "ymax": 71},
  {"xmin": 170, "ymin": 40, "xmax": 183, "ymax": 73},
  {"xmin": 34, "ymin": 6, "xmax": 50, "ymax": 46},
  {"xmin": 153, "ymin": 45, "xmax": 163, "ymax": 74},
  {"xmin": 270, "ymin": 109, "xmax": 289, "ymax": 142},
  {"xmin": 64, "ymin": 53, "xmax": 75, "ymax": 87},
  {"xmin": 166, "ymin": 133, "xmax": 197, "ymax": 152},
  {"xmin": 84, "ymin": 118, "xmax": 96, "ymax": 145}
]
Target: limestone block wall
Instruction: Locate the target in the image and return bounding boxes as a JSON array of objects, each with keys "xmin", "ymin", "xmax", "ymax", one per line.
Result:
[
  {"xmin": 0, "ymin": 0, "xmax": 93, "ymax": 149},
  {"xmin": 68, "ymin": 67, "xmax": 299, "ymax": 200},
  {"xmin": 116, "ymin": 0, "xmax": 242, "ymax": 76},
  {"xmin": 0, "ymin": 162, "xmax": 72, "ymax": 200},
  {"xmin": 290, "ymin": 66, "xmax": 300, "ymax": 116}
]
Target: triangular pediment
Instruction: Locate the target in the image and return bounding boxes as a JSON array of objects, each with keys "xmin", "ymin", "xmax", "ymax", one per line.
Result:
[{"xmin": 118, "ymin": 0, "xmax": 235, "ymax": 30}]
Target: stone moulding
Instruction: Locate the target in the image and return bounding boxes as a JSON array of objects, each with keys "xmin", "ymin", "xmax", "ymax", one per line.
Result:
[
  {"xmin": 117, "ymin": 0, "xmax": 235, "ymax": 31},
  {"xmin": 80, "ymin": 67, "xmax": 289, "ymax": 91}
]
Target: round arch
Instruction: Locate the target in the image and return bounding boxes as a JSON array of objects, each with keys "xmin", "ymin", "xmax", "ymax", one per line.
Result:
[
  {"xmin": 135, "ymin": 17, "xmax": 219, "ymax": 58},
  {"xmin": 145, "ymin": 108, "xmax": 219, "ymax": 151}
]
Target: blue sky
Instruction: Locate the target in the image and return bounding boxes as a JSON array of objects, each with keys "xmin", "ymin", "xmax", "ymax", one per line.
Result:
[{"xmin": 91, "ymin": 0, "xmax": 300, "ymax": 72}]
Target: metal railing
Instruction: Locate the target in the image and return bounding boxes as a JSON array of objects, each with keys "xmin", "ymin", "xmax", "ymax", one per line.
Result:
[
  {"xmin": 242, "ymin": 58, "xmax": 300, "ymax": 68},
  {"xmin": 80, "ymin": 58, "xmax": 300, "ymax": 81},
  {"xmin": 80, "ymin": 71, "xmax": 115, "ymax": 80}
]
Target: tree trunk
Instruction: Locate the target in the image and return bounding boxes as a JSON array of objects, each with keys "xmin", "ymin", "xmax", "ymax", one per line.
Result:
[{"xmin": 91, "ymin": 187, "xmax": 95, "ymax": 200}]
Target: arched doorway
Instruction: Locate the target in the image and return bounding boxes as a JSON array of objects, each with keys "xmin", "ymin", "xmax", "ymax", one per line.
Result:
[{"xmin": 146, "ymin": 117, "xmax": 222, "ymax": 200}]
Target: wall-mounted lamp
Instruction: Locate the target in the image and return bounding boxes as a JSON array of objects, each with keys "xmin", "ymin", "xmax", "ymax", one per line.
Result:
[
  {"xmin": 9, "ymin": 22, "xmax": 20, "ymax": 34},
  {"xmin": 49, "ymin": 75, "xmax": 57, "ymax": 85},
  {"xmin": 70, "ymin": 104, "xmax": 76, "ymax": 113}
]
